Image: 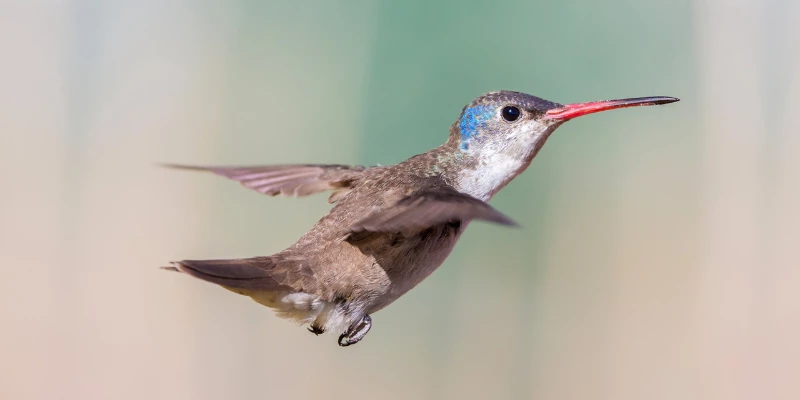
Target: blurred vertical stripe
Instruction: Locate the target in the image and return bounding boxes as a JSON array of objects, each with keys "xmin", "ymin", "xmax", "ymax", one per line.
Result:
[{"xmin": 0, "ymin": 1, "xmax": 798, "ymax": 400}]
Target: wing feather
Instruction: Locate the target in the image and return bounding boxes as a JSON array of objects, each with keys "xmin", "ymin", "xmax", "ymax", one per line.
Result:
[
  {"xmin": 163, "ymin": 163, "xmax": 368, "ymax": 202},
  {"xmin": 351, "ymin": 186, "xmax": 518, "ymax": 234}
]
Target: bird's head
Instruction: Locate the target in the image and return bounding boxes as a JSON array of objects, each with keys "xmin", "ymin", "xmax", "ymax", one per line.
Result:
[
  {"xmin": 446, "ymin": 90, "xmax": 678, "ymax": 200},
  {"xmin": 451, "ymin": 90, "xmax": 678, "ymax": 154}
]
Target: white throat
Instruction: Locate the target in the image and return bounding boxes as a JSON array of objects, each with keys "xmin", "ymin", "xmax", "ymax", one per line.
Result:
[
  {"xmin": 452, "ymin": 150, "xmax": 527, "ymax": 201},
  {"xmin": 450, "ymin": 124, "xmax": 557, "ymax": 201}
]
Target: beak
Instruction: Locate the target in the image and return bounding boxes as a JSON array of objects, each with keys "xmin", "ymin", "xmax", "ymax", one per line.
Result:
[{"xmin": 545, "ymin": 96, "xmax": 679, "ymax": 121}]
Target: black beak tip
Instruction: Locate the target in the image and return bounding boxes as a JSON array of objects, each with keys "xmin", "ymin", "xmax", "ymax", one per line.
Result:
[{"xmin": 656, "ymin": 96, "xmax": 680, "ymax": 105}]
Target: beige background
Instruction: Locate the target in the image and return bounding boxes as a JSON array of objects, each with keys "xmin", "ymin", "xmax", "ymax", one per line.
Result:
[{"xmin": 2, "ymin": 1, "xmax": 799, "ymax": 399}]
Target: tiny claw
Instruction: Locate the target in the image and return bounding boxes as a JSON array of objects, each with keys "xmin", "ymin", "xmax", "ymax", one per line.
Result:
[
  {"xmin": 308, "ymin": 325, "xmax": 325, "ymax": 336},
  {"xmin": 337, "ymin": 315, "xmax": 372, "ymax": 347}
]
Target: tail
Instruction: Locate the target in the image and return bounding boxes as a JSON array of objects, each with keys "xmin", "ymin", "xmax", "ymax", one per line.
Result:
[{"xmin": 164, "ymin": 257, "xmax": 288, "ymax": 291}]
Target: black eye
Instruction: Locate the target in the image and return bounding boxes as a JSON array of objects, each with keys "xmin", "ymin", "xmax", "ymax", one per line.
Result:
[{"xmin": 502, "ymin": 106, "xmax": 520, "ymax": 122}]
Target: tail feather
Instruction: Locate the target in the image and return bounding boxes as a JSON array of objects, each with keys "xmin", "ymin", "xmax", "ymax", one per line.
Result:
[{"xmin": 168, "ymin": 257, "xmax": 288, "ymax": 291}]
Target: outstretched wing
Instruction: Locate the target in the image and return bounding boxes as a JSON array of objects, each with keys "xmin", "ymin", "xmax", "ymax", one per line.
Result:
[
  {"xmin": 350, "ymin": 184, "xmax": 518, "ymax": 234},
  {"xmin": 164, "ymin": 163, "xmax": 368, "ymax": 202}
]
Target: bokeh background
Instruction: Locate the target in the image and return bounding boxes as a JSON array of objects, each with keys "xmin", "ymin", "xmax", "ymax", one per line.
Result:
[{"xmin": 2, "ymin": 1, "xmax": 799, "ymax": 399}]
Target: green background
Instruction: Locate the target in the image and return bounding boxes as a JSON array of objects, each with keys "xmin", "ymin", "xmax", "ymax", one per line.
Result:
[{"xmin": 2, "ymin": 1, "xmax": 798, "ymax": 399}]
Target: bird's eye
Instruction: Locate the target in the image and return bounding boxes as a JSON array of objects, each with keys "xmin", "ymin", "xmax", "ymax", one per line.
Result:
[{"xmin": 502, "ymin": 106, "xmax": 521, "ymax": 122}]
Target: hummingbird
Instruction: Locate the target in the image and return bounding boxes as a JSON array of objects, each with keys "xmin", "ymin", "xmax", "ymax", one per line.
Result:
[{"xmin": 164, "ymin": 90, "xmax": 678, "ymax": 347}]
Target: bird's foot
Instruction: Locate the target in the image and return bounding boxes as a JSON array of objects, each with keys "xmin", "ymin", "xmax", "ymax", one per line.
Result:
[
  {"xmin": 307, "ymin": 324, "xmax": 325, "ymax": 336},
  {"xmin": 338, "ymin": 315, "xmax": 372, "ymax": 347}
]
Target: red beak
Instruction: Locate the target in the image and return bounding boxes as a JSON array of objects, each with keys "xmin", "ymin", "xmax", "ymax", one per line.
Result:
[{"xmin": 545, "ymin": 96, "xmax": 679, "ymax": 121}]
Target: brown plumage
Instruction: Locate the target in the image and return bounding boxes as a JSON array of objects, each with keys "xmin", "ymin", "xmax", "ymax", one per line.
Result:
[
  {"xmin": 161, "ymin": 164, "xmax": 366, "ymax": 201},
  {"xmin": 164, "ymin": 90, "xmax": 678, "ymax": 346}
]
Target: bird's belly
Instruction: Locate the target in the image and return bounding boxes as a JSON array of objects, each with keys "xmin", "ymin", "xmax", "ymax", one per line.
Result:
[
  {"xmin": 368, "ymin": 223, "xmax": 464, "ymax": 313},
  {"xmin": 248, "ymin": 291, "xmax": 324, "ymax": 323},
  {"xmin": 247, "ymin": 290, "xmax": 357, "ymax": 334}
]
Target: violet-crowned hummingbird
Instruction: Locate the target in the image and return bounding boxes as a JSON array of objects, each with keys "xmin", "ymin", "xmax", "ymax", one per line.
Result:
[{"xmin": 164, "ymin": 91, "xmax": 678, "ymax": 347}]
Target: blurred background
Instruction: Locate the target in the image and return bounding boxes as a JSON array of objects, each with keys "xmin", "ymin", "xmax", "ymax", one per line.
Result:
[{"xmin": 2, "ymin": 1, "xmax": 799, "ymax": 399}]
